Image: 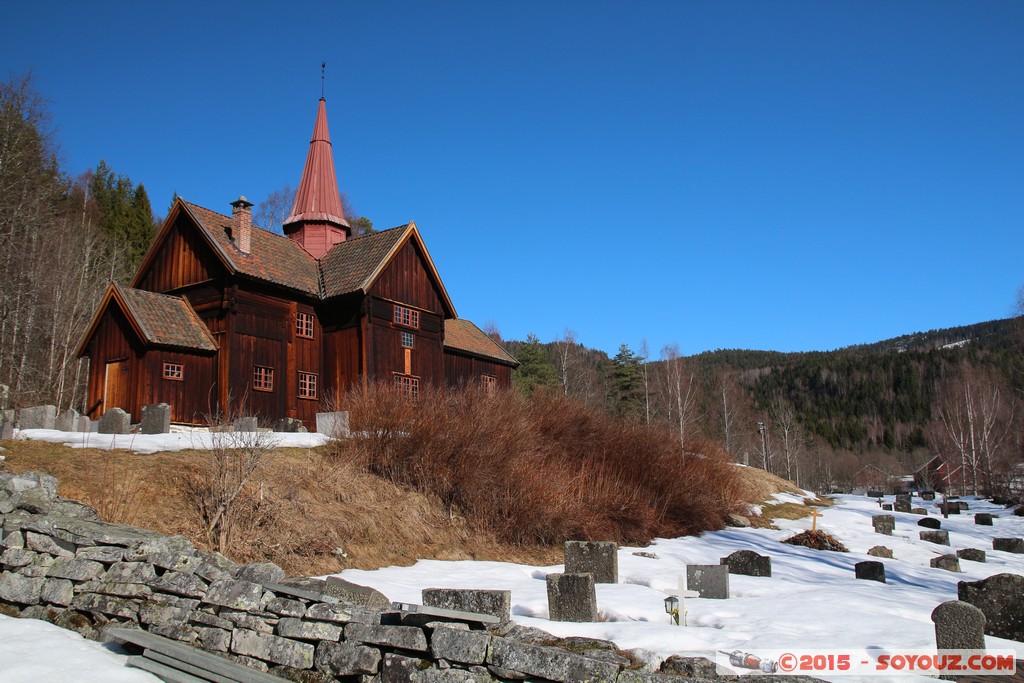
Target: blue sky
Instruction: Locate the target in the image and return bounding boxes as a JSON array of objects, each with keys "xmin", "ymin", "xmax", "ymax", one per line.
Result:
[{"xmin": 4, "ymin": 2, "xmax": 1022, "ymax": 357}]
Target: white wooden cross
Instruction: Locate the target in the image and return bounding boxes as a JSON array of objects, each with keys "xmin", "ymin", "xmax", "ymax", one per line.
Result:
[
  {"xmin": 665, "ymin": 575, "xmax": 700, "ymax": 626},
  {"xmin": 809, "ymin": 506, "xmax": 822, "ymax": 532}
]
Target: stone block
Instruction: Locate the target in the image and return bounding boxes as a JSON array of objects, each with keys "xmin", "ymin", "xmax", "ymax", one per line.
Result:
[
  {"xmin": 322, "ymin": 576, "xmax": 391, "ymax": 610},
  {"xmin": 855, "ymin": 561, "xmax": 886, "ymax": 583},
  {"xmin": 881, "ymin": 503, "xmax": 893, "ymax": 511},
  {"xmin": 272, "ymin": 417, "xmax": 305, "ymax": 432},
  {"xmin": 39, "ymin": 578, "xmax": 74, "ymax": 606},
  {"xmin": 931, "ymin": 600, "xmax": 986, "ymax": 650},
  {"xmin": 97, "ymin": 408, "xmax": 131, "ymax": 434},
  {"xmin": 25, "ymin": 531, "xmax": 75, "ymax": 557},
  {"xmin": 54, "ymin": 408, "xmax": 80, "ymax": 432},
  {"xmin": 872, "ymin": 515, "xmax": 894, "ymax": 535},
  {"xmin": 267, "ymin": 596, "xmax": 306, "ymax": 618},
  {"xmin": 564, "ymin": 540, "xmax": 618, "ymax": 583},
  {"xmin": 921, "ymin": 491, "xmax": 936, "ymax": 500},
  {"xmin": 314, "ymin": 641, "xmax": 381, "ymax": 676},
  {"xmin": 958, "ymin": 573, "xmax": 1024, "ymax": 641},
  {"xmin": 104, "ymin": 561, "xmax": 158, "ymax": 584},
  {"xmin": 957, "ymin": 548, "xmax": 986, "ymax": 563},
  {"xmin": 222, "ymin": 611, "xmax": 274, "ymax": 634},
  {"xmin": 139, "ymin": 602, "xmax": 189, "ymax": 628},
  {"xmin": 956, "ymin": 501, "xmax": 969, "ymax": 511},
  {"xmin": 911, "ymin": 508, "xmax": 927, "ymax": 515},
  {"xmin": 0, "ymin": 571, "xmax": 44, "ymax": 605},
  {"xmin": 894, "ymin": 495, "xmax": 911, "ymax": 513},
  {"xmin": 974, "ymin": 513, "xmax": 994, "ymax": 526},
  {"xmin": 918, "ymin": 517, "xmax": 941, "ymax": 529},
  {"xmin": 19, "ymin": 405, "xmax": 56, "ymax": 430},
  {"xmin": 75, "ymin": 545, "xmax": 124, "ymax": 563},
  {"xmin": 151, "ymin": 570, "xmax": 208, "ymax": 598},
  {"xmin": 345, "ymin": 623, "xmax": 430, "ymax": 652},
  {"xmin": 487, "ymin": 637, "xmax": 620, "ymax": 682},
  {"xmin": 196, "ymin": 626, "xmax": 231, "ymax": 653},
  {"xmin": 236, "ymin": 562, "xmax": 285, "ymax": 585},
  {"xmin": 1, "ymin": 547, "xmax": 37, "ymax": 568},
  {"xmin": 720, "ymin": 550, "xmax": 772, "ymax": 577},
  {"xmin": 233, "ymin": 416, "xmax": 258, "ymax": 432},
  {"xmin": 422, "ymin": 588, "xmax": 511, "ymax": 621},
  {"xmin": 938, "ymin": 503, "xmax": 961, "ymax": 515},
  {"xmin": 75, "ymin": 416, "xmax": 92, "ymax": 433},
  {"xmin": 1, "ymin": 410, "xmax": 13, "ymax": 440},
  {"xmin": 992, "ymin": 537, "xmax": 1024, "ymax": 553},
  {"xmin": 685, "ymin": 564, "xmax": 729, "ymax": 599},
  {"xmin": 276, "ymin": 617, "xmax": 342, "ymax": 642},
  {"xmin": 304, "ymin": 602, "xmax": 377, "ymax": 624},
  {"xmin": 231, "ymin": 629, "xmax": 314, "ymax": 669},
  {"xmin": 930, "ymin": 554, "xmax": 961, "ymax": 572},
  {"xmin": 203, "ymin": 578, "xmax": 265, "ymax": 611},
  {"xmin": 546, "ymin": 572, "xmax": 597, "ymax": 622},
  {"xmin": 72, "ymin": 592, "xmax": 139, "ymax": 618},
  {"xmin": 431, "ymin": 625, "xmax": 491, "ymax": 664},
  {"xmin": 316, "ymin": 411, "xmax": 350, "ymax": 438},
  {"xmin": 46, "ymin": 557, "xmax": 105, "ymax": 581},
  {"xmin": 140, "ymin": 403, "xmax": 171, "ymax": 434},
  {"xmin": 920, "ymin": 530, "xmax": 950, "ymax": 546}
]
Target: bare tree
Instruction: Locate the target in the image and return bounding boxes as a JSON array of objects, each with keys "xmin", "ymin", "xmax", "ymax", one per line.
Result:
[
  {"xmin": 771, "ymin": 398, "xmax": 803, "ymax": 485},
  {"xmin": 660, "ymin": 344, "xmax": 698, "ymax": 453},
  {"xmin": 254, "ymin": 184, "xmax": 295, "ymax": 234},
  {"xmin": 639, "ymin": 339, "xmax": 651, "ymax": 424},
  {"xmin": 553, "ymin": 328, "xmax": 578, "ymax": 397}
]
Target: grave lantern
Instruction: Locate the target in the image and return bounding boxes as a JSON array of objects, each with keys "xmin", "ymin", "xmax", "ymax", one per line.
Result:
[{"xmin": 664, "ymin": 595, "xmax": 680, "ymax": 625}]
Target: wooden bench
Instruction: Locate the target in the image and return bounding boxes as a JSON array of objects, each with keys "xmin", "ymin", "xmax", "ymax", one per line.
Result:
[{"xmin": 104, "ymin": 627, "xmax": 286, "ymax": 682}]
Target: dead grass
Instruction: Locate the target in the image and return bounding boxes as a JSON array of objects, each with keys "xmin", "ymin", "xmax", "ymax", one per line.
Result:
[{"xmin": 781, "ymin": 529, "xmax": 849, "ymax": 552}]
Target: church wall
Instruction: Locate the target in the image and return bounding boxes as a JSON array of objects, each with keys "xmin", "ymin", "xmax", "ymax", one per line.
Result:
[
  {"xmin": 136, "ymin": 216, "xmax": 224, "ymax": 293},
  {"xmin": 369, "ymin": 240, "xmax": 446, "ymax": 314},
  {"xmin": 443, "ymin": 351, "xmax": 513, "ymax": 389},
  {"xmin": 83, "ymin": 306, "xmax": 143, "ymax": 420}
]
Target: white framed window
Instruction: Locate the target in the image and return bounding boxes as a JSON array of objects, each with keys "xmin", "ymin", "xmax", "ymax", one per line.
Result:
[
  {"xmin": 299, "ymin": 372, "xmax": 317, "ymax": 399},
  {"xmin": 253, "ymin": 366, "xmax": 274, "ymax": 391},
  {"xmin": 162, "ymin": 362, "xmax": 183, "ymax": 381}
]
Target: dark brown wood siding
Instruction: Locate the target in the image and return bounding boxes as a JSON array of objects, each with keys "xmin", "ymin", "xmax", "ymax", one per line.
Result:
[
  {"xmin": 136, "ymin": 216, "xmax": 224, "ymax": 293},
  {"xmin": 368, "ymin": 240, "xmax": 445, "ymax": 314},
  {"xmin": 139, "ymin": 350, "xmax": 216, "ymax": 424},
  {"xmin": 443, "ymin": 350, "xmax": 513, "ymax": 388},
  {"xmin": 84, "ymin": 305, "xmax": 143, "ymax": 419}
]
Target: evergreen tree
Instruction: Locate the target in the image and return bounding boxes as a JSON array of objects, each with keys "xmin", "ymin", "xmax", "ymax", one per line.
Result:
[
  {"xmin": 611, "ymin": 343, "xmax": 644, "ymax": 417},
  {"xmin": 90, "ymin": 160, "xmax": 156, "ymax": 280},
  {"xmin": 512, "ymin": 333, "xmax": 559, "ymax": 397}
]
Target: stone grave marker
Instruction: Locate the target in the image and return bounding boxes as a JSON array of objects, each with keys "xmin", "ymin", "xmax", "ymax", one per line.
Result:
[
  {"xmin": 931, "ymin": 600, "xmax": 985, "ymax": 651},
  {"xmin": 955, "ymin": 501, "xmax": 969, "ymax": 511},
  {"xmin": 720, "ymin": 550, "xmax": 771, "ymax": 577},
  {"xmin": 233, "ymin": 416, "xmax": 258, "ymax": 432},
  {"xmin": 546, "ymin": 573, "xmax": 597, "ymax": 622},
  {"xmin": 894, "ymin": 494, "xmax": 912, "ymax": 513},
  {"xmin": 992, "ymin": 538, "xmax": 1024, "ymax": 554},
  {"xmin": 867, "ymin": 546, "xmax": 893, "ymax": 559},
  {"xmin": 872, "ymin": 515, "xmax": 894, "ymax": 535},
  {"xmin": 974, "ymin": 513, "xmax": 993, "ymax": 526},
  {"xmin": 272, "ymin": 417, "xmax": 305, "ymax": 432},
  {"xmin": 911, "ymin": 508, "xmax": 927, "ymax": 515},
  {"xmin": 98, "ymin": 408, "xmax": 131, "ymax": 434},
  {"xmin": 422, "ymin": 588, "xmax": 511, "ymax": 622},
  {"xmin": 881, "ymin": 503, "xmax": 893, "ymax": 511},
  {"xmin": 685, "ymin": 564, "xmax": 729, "ymax": 599},
  {"xmin": 140, "ymin": 403, "xmax": 171, "ymax": 434},
  {"xmin": 867, "ymin": 490, "xmax": 884, "ymax": 499},
  {"xmin": 564, "ymin": 541, "xmax": 618, "ymax": 584},
  {"xmin": 75, "ymin": 416, "xmax": 93, "ymax": 433},
  {"xmin": 316, "ymin": 411, "xmax": 350, "ymax": 438},
  {"xmin": 958, "ymin": 573, "xmax": 1024, "ymax": 642},
  {"xmin": 54, "ymin": 408, "xmax": 79, "ymax": 432},
  {"xmin": 854, "ymin": 560, "xmax": 886, "ymax": 583},
  {"xmin": 956, "ymin": 548, "xmax": 986, "ymax": 563},
  {"xmin": 938, "ymin": 503, "xmax": 961, "ymax": 515},
  {"xmin": 921, "ymin": 491, "xmax": 935, "ymax": 501},
  {"xmin": 19, "ymin": 405, "xmax": 56, "ymax": 430},
  {"xmin": 930, "ymin": 554, "xmax": 961, "ymax": 572},
  {"xmin": 920, "ymin": 530, "xmax": 950, "ymax": 546},
  {"xmin": 918, "ymin": 517, "xmax": 941, "ymax": 529}
]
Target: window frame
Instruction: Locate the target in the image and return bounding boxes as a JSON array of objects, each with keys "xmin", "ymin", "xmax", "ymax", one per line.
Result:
[
  {"xmin": 253, "ymin": 365, "xmax": 275, "ymax": 392},
  {"xmin": 401, "ymin": 331, "xmax": 415, "ymax": 349},
  {"xmin": 393, "ymin": 304, "xmax": 420, "ymax": 329},
  {"xmin": 162, "ymin": 362, "xmax": 184, "ymax": 381},
  {"xmin": 481, "ymin": 374, "xmax": 497, "ymax": 396},
  {"xmin": 298, "ymin": 371, "xmax": 318, "ymax": 400},
  {"xmin": 394, "ymin": 373, "xmax": 420, "ymax": 400},
  {"xmin": 296, "ymin": 311, "xmax": 315, "ymax": 339}
]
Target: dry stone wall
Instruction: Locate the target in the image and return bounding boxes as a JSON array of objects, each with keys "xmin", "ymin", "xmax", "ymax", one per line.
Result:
[{"xmin": 0, "ymin": 470, "xmax": 765, "ymax": 683}]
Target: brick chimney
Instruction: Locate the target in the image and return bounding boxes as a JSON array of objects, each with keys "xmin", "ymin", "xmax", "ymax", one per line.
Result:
[{"xmin": 230, "ymin": 196, "xmax": 254, "ymax": 254}]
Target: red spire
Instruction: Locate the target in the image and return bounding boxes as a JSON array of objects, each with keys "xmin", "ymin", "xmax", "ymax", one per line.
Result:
[{"xmin": 283, "ymin": 98, "xmax": 350, "ymax": 257}]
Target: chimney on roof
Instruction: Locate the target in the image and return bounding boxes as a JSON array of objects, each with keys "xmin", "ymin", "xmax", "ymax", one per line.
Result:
[{"xmin": 230, "ymin": 196, "xmax": 254, "ymax": 254}]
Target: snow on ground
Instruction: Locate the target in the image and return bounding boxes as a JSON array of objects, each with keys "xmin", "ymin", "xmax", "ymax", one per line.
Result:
[
  {"xmin": 336, "ymin": 494, "xmax": 1024, "ymax": 680},
  {"xmin": 11, "ymin": 428, "xmax": 329, "ymax": 454}
]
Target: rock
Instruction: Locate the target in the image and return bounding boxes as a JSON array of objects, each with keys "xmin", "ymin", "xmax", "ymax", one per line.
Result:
[
  {"xmin": 71, "ymin": 592, "xmax": 139, "ymax": 618},
  {"xmin": 974, "ymin": 513, "xmax": 994, "ymax": 526},
  {"xmin": 316, "ymin": 411, "xmax": 350, "ymax": 438},
  {"xmin": 992, "ymin": 537, "xmax": 1024, "ymax": 553},
  {"xmin": 54, "ymin": 408, "xmax": 80, "ymax": 432},
  {"xmin": 919, "ymin": 530, "xmax": 950, "ymax": 546},
  {"xmin": 660, "ymin": 656, "xmax": 720, "ymax": 678},
  {"xmin": 854, "ymin": 561, "xmax": 886, "ymax": 583},
  {"xmin": 235, "ymin": 562, "xmax": 285, "ymax": 585},
  {"xmin": 19, "ymin": 405, "xmax": 56, "ymax": 430},
  {"xmin": 322, "ymin": 575, "xmax": 391, "ymax": 609},
  {"xmin": 140, "ymin": 403, "xmax": 171, "ymax": 434},
  {"xmin": 487, "ymin": 637, "xmax": 620, "ymax": 683},
  {"xmin": 314, "ymin": 641, "xmax": 382, "ymax": 676},
  {"xmin": 46, "ymin": 557, "xmax": 105, "ymax": 581},
  {"xmin": 867, "ymin": 546, "xmax": 893, "ymax": 559},
  {"xmin": 720, "ymin": 550, "xmax": 771, "ymax": 577},
  {"xmin": 423, "ymin": 588, "xmax": 511, "ymax": 622},
  {"xmin": 958, "ymin": 573, "xmax": 1024, "ymax": 641},
  {"xmin": 39, "ymin": 578, "xmax": 74, "ymax": 606},
  {"xmin": 957, "ymin": 548, "xmax": 986, "ymax": 563},
  {"xmin": 150, "ymin": 570, "xmax": 209, "ymax": 598},
  {"xmin": 0, "ymin": 571, "xmax": 44, "ymax": 604},
  {"xmin": 931, "ymin": 600, "xmax": 986, "ymax": 650},
  {"xmin": 930, "ymin": 554, "xmax": 961, "ymax": 572},
  {"xmin": 345, "ymin": 623, "xmax": 430, "ymax": 652},
  {"xmin": 4, "ymin": 471, "xmax": 58, "ymax": 497},
  {"xmin": 303, "ymin": 602, "xmax": 377, "ymax": 624},
  {"xmin": 233, "ymin": 416, "xmax": 258, "ymax": 432},
  {"xmin": 431, "ymin": 625, "xmax": 492, "ymax": 665},
  {"xmin": 726, "ymin": 513, "xmax": 751, "ymax": 528},
  {"xmin": 918, "ymin": 517, "xmax": 941, "ymax": 529},
  {"xmin": 203, "ymin": 578, "xmax": 266, "ymax": 611},
  {"xmin": 276, "ymin": 617, "xmax": 343, "ymax": 642},
  {"xmin": 546, "ymin": 572, "xmax": 598, "ymax": 622},
  {"xmin": 872, "ymin": 515, "xmax": 894, "ymax": 535},
  {"xmin": 685, "ymin": 564, "xmax": 729, "ymax": 599},
  {"xmin": 231, "ymin": 629, "xmax": 315, "ymax": 669},
  {"xmin": 564, "ymin": 540, "xmax": 618, "ymax": 583},
  {"xmin": 97, "ymin": 408, "xmax": 131, "ymax": 434},
  {"xmin": 266, "ymin": 596, "xmax": 306, "ymax": 618}
]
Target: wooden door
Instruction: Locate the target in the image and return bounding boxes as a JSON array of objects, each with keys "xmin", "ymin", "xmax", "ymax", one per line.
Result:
[{"xmin": 103, "ymin": 360, "xmax": 130, "ymax": 416}]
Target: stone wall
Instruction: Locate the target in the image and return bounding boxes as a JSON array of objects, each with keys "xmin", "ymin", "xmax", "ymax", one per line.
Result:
[{"xmin": 0, "ymin": 471, "xmax": 733, "ymax": 683}]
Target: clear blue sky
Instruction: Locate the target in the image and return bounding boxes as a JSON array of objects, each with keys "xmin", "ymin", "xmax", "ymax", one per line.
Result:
[{"xmin": 4, "ymin": 1, "xmax": 1022, "ymax": 357}]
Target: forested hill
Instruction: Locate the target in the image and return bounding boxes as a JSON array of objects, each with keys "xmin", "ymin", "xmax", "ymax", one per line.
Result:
[{"xmin": 504, "ymin": 317, "xmax": 1022, "ymax": 489}]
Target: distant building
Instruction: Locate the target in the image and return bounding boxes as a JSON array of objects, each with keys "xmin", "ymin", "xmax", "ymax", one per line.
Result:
[
  {"xmin": 913, "ymin": 455, "xmax": 965, "ymax": 494},
  {"xmin": 76, "ymin": 98, "xmax": 517, "ymax": 427},
  {"xmin": 852, "ymin": 464, "xmax": 892, "ymax": 492}
]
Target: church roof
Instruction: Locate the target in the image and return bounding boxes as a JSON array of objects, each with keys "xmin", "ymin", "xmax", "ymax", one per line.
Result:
[
  {"xmin": 443, "ymin": 319, "xmax": 519, "ymax": 366},
  {"xmin": 119, "ymin": 286, "xmax": 218, "ymax": 351},
  {"xmin": 283, "ymin": 98, "xmax": 348, "ymax": 229},
  {"xmin": 319, "ymin": 224, "xmax": 411, "ymax": 298}
]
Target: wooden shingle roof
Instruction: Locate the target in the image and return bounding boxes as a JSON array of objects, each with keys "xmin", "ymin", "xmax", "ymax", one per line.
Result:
[
  {"xmin": 119, "ymin": 287, "xmax": 218, "ymax": 351},
  {"xmin": 319, "ymin": 224, "xmax": 410, "ymax": 298},
  {"xmin": 444, "ymin": 319, "xmax": 518, "ymax": 366}
]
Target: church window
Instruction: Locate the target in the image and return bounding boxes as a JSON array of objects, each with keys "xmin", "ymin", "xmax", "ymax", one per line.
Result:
[
  {"xmin": 299, "ymin": 372, "xmax": 317, "ymax": 399},
  {"xmin": 482, "ymin": 374, "xmax": 496, "ymax": 396},
  {"xmin": 162, "ymin": 362, "xmax": 183, "ymax": 381},
  {"xmin": 394, "ymin": 374, "xmax": 419, "ymax": 400},
  {"xmin": 393, "ymin": 305, "xmax": 420, "ymax": 328},
  {"xmin": 253, "ymin": 366, "xmax": 274, "ymax": 391},
  {"xmin": 401, "ymin": 331, "xmax": 415, "ymax": 348},
  {"xmin": 296, "ymin": 312, "xmax": 314, "ymax": 338}
]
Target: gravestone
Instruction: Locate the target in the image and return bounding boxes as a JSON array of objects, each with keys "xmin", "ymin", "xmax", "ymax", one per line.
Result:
[
  {"xmin": 140, "ymin": 403, "xmax": 171, "ymax": 434},
  {"xmin": 564, "ymin": 541, "xmax": 618, "ymax": 584},
  {"xmin": 854, "ymin": 561, "xmax": 886, "ymax": 583},
  {"xmin": 956, "ymin": 501, "xmax": 969, "ymax": 511},
  {"xmin": 867, "ymin": 546, "xmax": 893, "ymax": 559},
  {"xmin": 918, "ymin": 517, "xmax": 941, "ymax": 529},
  {"xmin": 958, "ymin": 573, "xmax": 1024, "ymax": 641},
  {"xmin": 54, "ymin": 408, "xmax": 79, "ymax": 432},
  {"xmin": 685, "ymin": 564, "xmax": 729, "ymax": 599},
  {"xmin": 97, "ymin": 408, "xmax": 131, "ymax": 434},
  {"xmin": 921, "ymin": 491, "xmax": 936, "ymax": 501},
  {"xmin": 75, "ymin": 416, "xmax": 93, "ymax": 433},
  {"xmin": 867, "ymin": 490, "xmax": 884, "ymax": 499},
  {"xmin": 422, "ymin": 588, "xmax": 511, "ymax": 621},
  {"xmin": 872, "ymin": 515, "xmax": 894, "ymax": 535},
  {"xmin": 894, "ymin": 494, "xmax": 912, "ymax": 513},
  {"xmin": 931, "ymin": 600, "xmax": 986, "ymax": 651},
  {"xmin": 316, "ymin": 411, "xmax": 350, "ymax": 438},
  {"xmin": 881, "ymin": 503, "xmax": 893, "ymax": 511},
  {"xmin": 930, "ymin": 554, "xmax": 961, "ymax": 572},
  {"xmin": 720, "ymin": 550, "xmax": 771, "ymax": 577},
  {"xmin": 0, "ymin": 410, "xmax": 13, "ymax": 440},
  {"xmin": 19, "ymin": 405, "xmax": 56, "ymax": 430},
  {"xmin": 938, "ymin": 503, "xmax": 961, "ymax": 515},
  {"xmin": 974, "ymin": 513, "xmax": 993, "ymax": 526},
  {"xmin": 272, "ymin": 417, "xmax": 305, "ymax": 432},
  {"xmin": 233, "ymin": 416, "xmax": 258, "ymax": 432},
  {"xmin": 911, "ymin": 508, "xmax": 927, "ymax": 515},
  {"xmin": 920, "ymin": 530, "xmax": 950, "ymax": 546},
  {"xmin": 992, "ymin": 538, "xmax": 1024, "ymax": 554},
  {"xmin": 957, "ymin": 548, "xmax": 986, "ymax": 563},
  {"xmin": 546, "ymin": 573, "xmax": 597, "ymax": 622}
]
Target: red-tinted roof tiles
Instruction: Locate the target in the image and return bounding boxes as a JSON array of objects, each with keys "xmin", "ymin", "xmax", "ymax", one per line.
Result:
[
  {"xmin": 283, "ymin": 98, "xmax": 348, "ymax": 229},
  {"xmin": 444, "ymin": 319, "xmax": 519, "ymax": 366}
]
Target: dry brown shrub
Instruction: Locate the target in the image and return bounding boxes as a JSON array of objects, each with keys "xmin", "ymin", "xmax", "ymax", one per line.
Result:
[{"xmin": 782, "ymin": 529, "xmax": 849, "ymax": 552}]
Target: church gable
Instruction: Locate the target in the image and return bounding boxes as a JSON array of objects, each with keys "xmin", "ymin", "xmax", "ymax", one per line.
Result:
[
  {"xmin": 368, "ymin": 235, "xmax": 453, "ymax": 316},
  {"xmin": 134, "ymin": 205, "xmax": 227, "ymax": 293}
]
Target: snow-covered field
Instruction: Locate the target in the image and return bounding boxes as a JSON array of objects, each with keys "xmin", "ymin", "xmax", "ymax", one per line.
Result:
[{"xmin": 7, "ymin": 427, "xmax": 330, "ymax": 454}]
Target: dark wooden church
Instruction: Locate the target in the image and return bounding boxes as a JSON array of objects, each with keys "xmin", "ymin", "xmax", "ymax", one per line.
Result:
[{"xmin": 76, "ymin": 98, "xmax": 517, "ymax": 427}]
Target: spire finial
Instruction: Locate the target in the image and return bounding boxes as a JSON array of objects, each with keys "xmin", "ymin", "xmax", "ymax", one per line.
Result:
[{"xmin": 321, "ymin": 61, "xmax": 326, "ymax": 99}]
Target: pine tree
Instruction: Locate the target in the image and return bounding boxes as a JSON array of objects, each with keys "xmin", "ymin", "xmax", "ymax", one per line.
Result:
[
  {"xmin": 90, "ymin": 160, "xmax": 156, "ymax": 280},
  {"xmin": 611, "ymin": 343, "xmax": 644, "ymax": 418},
  {"xmin": 512, "ymin": 333, "xmax": 559, "ymax": 397}
]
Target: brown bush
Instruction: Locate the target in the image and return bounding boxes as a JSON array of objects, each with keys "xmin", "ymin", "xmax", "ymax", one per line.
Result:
[
  {"xmin": 332, "ymin": 383, "xmax": 745, "ymax": 547},
  {"xmin": 782, "ymin": 529, "xmax": 849, "ymax": 552}
]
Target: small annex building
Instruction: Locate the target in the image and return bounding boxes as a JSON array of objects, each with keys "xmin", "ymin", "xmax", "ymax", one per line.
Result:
[{"xmin": 76, "ymin": 98, "xmax": 517, "ymax": 427}]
